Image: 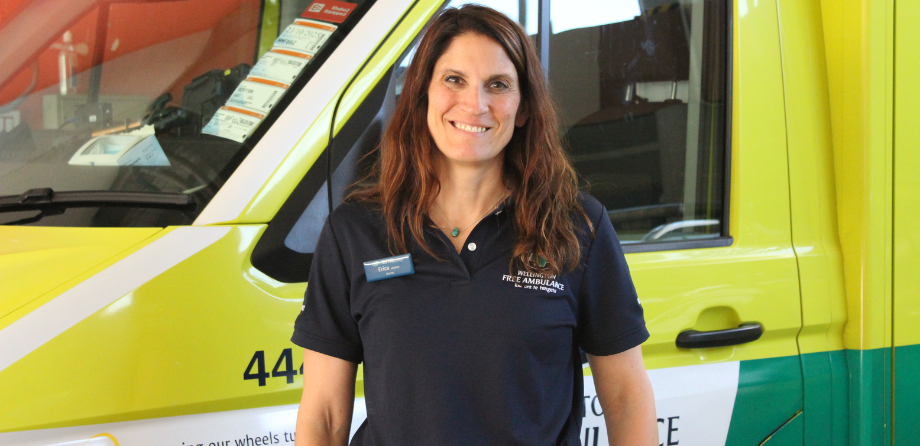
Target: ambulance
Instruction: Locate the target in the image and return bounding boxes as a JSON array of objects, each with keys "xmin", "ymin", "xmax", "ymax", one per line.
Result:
[{"xmin": 0, "ymin": 0, "xmax": 915, "ymax": 444}]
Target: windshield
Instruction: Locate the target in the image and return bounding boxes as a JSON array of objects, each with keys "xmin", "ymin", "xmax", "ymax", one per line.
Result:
[{"xmin": 0, "ymin": 0, "xmax": 371, "ymax": 227}]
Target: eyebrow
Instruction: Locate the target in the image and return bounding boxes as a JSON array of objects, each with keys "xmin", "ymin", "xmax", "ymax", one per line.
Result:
[{"xmin": 439, "ymin": 68, "xmax": 516, "ymax": 83}]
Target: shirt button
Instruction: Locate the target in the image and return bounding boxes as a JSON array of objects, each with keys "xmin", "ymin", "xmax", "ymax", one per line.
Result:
[{"xmin": 467, "ymin": 242, "xmax": 477, "ymax": 251}]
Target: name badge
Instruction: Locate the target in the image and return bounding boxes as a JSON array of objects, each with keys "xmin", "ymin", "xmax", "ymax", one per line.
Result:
[{"xmin": 363, "ymin": 254, "xmax": 414, "ymax": 282}]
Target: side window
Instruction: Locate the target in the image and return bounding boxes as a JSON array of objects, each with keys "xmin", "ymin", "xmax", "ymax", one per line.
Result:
[
  {"xmin": 253, "ymin": 37, "xmax": 401, "ymax": 282},
  {"xmin": 550, "ymin": 0, "xmax": 729, "ymax": 246}
]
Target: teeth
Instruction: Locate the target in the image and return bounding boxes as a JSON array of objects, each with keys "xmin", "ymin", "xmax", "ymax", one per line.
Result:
[{"xmin": 453, "ymin": 122, "xmax": 488, "ymax": 133}]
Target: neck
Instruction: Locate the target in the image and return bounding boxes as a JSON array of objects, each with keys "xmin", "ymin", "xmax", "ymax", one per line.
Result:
[
  {"xmin": 429, "ymin": 156, "xmax": 507, "ymax": 248},
  {"xmin": 434, "ymin": 156, "xmax": 506, "ymax": 215}
]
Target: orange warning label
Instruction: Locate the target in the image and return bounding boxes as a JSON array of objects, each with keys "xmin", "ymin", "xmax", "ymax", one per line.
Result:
[
  {"xmin": 293, "ymin": 18, "xmax": 338, "ymax": 32},
  {"xmin": 246, "ymin": 77, "xmax": 290, "ymax": 89},
  {"xmin": 272, "ymin": 48, "xmax": 312, "ymax": 59},
  {"xmin": 222, "ymin": 106, "xmax": 265, "ymax": 119}
]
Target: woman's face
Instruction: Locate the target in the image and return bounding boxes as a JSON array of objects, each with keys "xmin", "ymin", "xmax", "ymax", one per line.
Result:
[{"xmin": 426, "ymin": 33, "xmax": 527, "ymax": 169}]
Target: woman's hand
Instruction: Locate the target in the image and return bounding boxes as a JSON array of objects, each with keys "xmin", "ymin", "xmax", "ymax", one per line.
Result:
[
  {"xmin": 587, "ymin": 346, "xmax": 658, "ymax": 446},
  {"xmin": 295, "ymin": 349, "xmax": 358, "ymax": 446}
]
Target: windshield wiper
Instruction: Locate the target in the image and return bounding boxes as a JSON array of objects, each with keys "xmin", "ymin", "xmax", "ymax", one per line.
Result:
[{"xmin": 0, "ymin": 188, "xmax": 194, "ymax": 224}]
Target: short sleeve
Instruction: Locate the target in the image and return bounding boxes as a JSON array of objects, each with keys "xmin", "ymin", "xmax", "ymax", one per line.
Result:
[
  {"xmin": 291, "ymin": 215, "xmax": 363, "ymax": 363},
  {"xmin": 575, "ymin": 205, "xmax": 649, "ymax": 356}
]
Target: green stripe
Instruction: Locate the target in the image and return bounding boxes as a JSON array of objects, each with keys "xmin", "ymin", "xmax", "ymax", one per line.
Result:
[
  {"xmin": 761, "ymin": 410, "xmax": 803, "ymax": 445},
  {"xmin": 801, "ymin": 350, "xmax": 849, "ymax": 444},
  {"xmin": 894, "ymin": 344, "xmax": 920, "ymax": 443},
  {"xmin": 798, "ymin": 348, "xmax": 892, "ymax": 445},
  {"xmin": 726, "ymin": 355, "xmax": 803, "ymax": 445},
  {"xmin": 846, "ymin": 348, "xmax": 891, "ymax": 445}
]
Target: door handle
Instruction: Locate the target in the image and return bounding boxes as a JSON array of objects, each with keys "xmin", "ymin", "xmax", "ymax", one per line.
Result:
[{"xmin": 675, "ymin": 322, "xmax": 764, "ymax": 349}]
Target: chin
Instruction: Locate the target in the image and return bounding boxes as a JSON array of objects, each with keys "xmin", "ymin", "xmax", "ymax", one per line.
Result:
[{"xmin": 443, "ymin": 151, "xmax": 503, "ymax": 166}]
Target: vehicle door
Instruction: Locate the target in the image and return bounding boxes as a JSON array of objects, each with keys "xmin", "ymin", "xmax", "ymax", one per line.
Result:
[{"xmin": 545, "ymin": 0, "xmax": 804, "ymax": 444}]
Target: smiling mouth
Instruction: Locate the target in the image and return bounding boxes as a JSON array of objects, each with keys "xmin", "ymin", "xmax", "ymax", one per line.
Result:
[{"xmin": 451, "ymin": 121, "xmax": 490, "ymax": 133}]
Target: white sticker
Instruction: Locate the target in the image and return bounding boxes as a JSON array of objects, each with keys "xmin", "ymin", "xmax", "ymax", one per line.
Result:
[
  {"xmin": 251, "ymin": 49, "xmax": 313, "ymax": 83},
  {"xmin": 0, "ymin": 401, "xmax": 366, "ymax": 446},
  {"xmin": 226, "ymin": 77, "xmax": 289, "ymax": 114},
  {"xmin": 0, "ymin": 363, "xmax": 740, "ymax": 446},
  {"xmin": 273, "ymin": 18, "xmax": 337, "ymax": 54},
  {"xmin": 68, "ymin": 131, "xmax": 170, "ymax": 167},
  {"xmin": 115, "ymin": 134, "xmax": 169, "ymax": 166},
  {"xmin": 202, "ymin": 106, "xmax": 265, "ymax": 143},
  {"xmin": 583, "ymin": 361, "xmax": 740, "ymax": 446},
  {"xmin": 0, "ymin": 405, "xmax": 300, "ymax": 446}
]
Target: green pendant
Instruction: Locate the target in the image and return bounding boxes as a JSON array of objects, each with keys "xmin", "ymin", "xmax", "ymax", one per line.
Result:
[{"xmin": 451, "ymin": 227, "xmax": 460, "ymax": 237}]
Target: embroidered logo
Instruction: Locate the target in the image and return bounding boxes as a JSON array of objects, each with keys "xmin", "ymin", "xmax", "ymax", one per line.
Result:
[{"xmin": 502, "ymin": 270, "xmax": 565, "ymax": 294}]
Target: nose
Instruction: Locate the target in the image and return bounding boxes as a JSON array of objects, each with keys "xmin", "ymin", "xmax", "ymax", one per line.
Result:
[{"xmin": 459, "ymin": 83, "xmax": 489, "ymax": 115}]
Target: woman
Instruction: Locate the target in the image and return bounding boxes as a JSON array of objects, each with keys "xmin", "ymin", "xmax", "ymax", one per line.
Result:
[{"xmin": 292, "ymin": 5, "xmax": 656, "ymax": 445}]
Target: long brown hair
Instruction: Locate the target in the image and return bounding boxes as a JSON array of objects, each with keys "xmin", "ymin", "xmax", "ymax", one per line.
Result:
[{"xmin": 350, "ymin": 4, "xmax": 589, "ymax": 275}]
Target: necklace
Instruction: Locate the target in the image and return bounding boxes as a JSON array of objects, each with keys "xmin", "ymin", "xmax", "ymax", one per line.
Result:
[{"xmin": 434, "ymin": 190, "xmax": 507, "ymax": 237}]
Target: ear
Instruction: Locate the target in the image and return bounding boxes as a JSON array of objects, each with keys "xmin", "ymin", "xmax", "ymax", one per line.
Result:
[{"xmin": 515, "ymin": 104, "xmax": 528, "ymax": 127}]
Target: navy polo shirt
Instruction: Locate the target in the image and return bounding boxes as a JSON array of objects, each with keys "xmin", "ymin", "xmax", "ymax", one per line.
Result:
[{"xmin": 291, "ymin": 192, "xmax": 648, "ymax": 445}]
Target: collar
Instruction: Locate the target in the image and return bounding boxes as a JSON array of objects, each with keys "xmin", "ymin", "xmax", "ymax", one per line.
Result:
[{"xmin": 493, "ymin": 193, "xmax": 513, "ymax": 216}]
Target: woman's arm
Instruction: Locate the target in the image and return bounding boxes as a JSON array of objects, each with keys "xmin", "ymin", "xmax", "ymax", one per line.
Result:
[
  {"xmin": 295, "ymin": 348, "xmax": 359, "ymax": 446},
  {"xmin": 587, "ymin": 345, "xmax": 657, "ymax": 446}
]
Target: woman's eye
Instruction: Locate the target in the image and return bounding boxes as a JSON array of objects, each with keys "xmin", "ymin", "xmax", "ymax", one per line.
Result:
[
  {"xmin": 445, "ymin": 75, "xmax": 462, "ymax": 84},
  {"xmin": 491, "ymin": 81, "xmax": 510, "ymax": 90}
]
